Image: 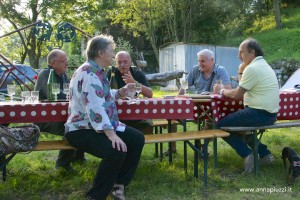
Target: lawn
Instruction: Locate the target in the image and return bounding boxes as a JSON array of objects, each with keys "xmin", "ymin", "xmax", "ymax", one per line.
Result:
[
  {"xmin": 0, "ymin": 88, "xmax": 299, "ymax": 200},
  {"xmin": 0, "ymin": 123, "xmax": 299, "ymax": 200}
]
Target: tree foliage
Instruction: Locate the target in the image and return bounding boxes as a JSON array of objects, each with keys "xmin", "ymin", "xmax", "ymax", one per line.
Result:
[
  {"xmin": 0, "ymin": 0, "xmax": 288, "ymax": 71},
  {"xmin": 0, "ymin": 0, "xmax": 119, "ymax": 68},
  {"xmin": 0, "ymin": 0, "xmax": 62, "ymax": 68},
  {"xmin": 109, "ymin": 0, "xmax": 222, "ymax": 67}
]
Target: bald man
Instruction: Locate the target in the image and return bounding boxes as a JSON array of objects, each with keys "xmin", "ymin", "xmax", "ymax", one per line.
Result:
[{"xmin": 106, "ymin": 51, "xmax": 153, "ymax": 134}]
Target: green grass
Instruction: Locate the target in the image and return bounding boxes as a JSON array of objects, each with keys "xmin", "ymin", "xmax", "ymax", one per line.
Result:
[
  {"xmin": 1, "ymin": 124, "xmax": 299, "ymax": 200},
  {"xmin": 222, "ymin": 6, "xmax": 300, "ymax": 63}
]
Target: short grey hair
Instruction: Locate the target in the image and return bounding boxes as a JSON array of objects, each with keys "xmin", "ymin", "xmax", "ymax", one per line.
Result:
[
  {"xmin": 86, "ymin": 34, "xmax": 115, "ymax": 60},
  {"xmin": 196, "ymin": 49, "xmax": 215, "ymax": 60},
  {"xmin": 47, "ymin": 49, "xmax": 65, "ymax": 65}
]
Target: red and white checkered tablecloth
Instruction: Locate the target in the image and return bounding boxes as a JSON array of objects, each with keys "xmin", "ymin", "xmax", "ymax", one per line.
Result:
[{"xmin": 0, "ymin": 98, "xmax": 194, "ymax": 124}]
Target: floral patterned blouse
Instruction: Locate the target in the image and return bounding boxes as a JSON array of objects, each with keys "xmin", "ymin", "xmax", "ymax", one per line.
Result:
[{"xmin": 65, "ymin": 60, "xmax": 126, "ymax": 133}]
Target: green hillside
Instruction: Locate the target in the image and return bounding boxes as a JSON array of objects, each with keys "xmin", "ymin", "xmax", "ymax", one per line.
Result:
[{"xmin": 222, "ymin": 6, "xmax": 300, "ymax": 64}]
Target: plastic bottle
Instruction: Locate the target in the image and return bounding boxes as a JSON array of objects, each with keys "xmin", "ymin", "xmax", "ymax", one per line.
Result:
[{"xmin": 47, "ymin": 69, "xmax": 56, "ymax": 101}]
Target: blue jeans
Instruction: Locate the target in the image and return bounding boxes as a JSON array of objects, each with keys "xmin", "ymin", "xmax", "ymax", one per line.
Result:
[{"xmin": 216, "ymin": 107, "xmax": 277, "ymax": 158}]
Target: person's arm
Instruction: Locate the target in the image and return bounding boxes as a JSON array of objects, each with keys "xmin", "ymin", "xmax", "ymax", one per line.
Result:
[
  {"xmin": 112, "ymin": 83, "xmax": 135, "ymax": 99},
  {"xmin": 122, "ymin": 70, "xmax": 153, "ymax": 98},
  {"xmin": 223, "ymin": 83, "xmax": 232, "ymax": 90},
  {"xmin": 222, "ymin": 86, "xmax": 246, "ymax": 100},
  {"xmin": 238, "ymin": 62, "xmax": 247, "ymax": 81},
  {"xmin": 213, "ymin": 84, "xmax": 246, "ymax": 101}
]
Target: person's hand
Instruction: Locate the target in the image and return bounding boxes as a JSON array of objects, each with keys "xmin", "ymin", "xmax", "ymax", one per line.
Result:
[
  {"xmin": 105, "ymin": 131, "xmax": 127, "ymax": 152},
  {"xmin": 117, "ymin": 83, "xmax": 136, "ymax": 99},
  {"xmin": 122, "ymin": 71, "xmax": 136, "ymax": 84}
]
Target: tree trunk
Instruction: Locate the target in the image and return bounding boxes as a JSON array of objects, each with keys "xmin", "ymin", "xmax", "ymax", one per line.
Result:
[
  {"xmin": 146, "ymin": 70, "xmax": 184, "ymax": 87},
  {"xmin": 149, "ymin": 31, "xmax": 159, "ymax": 72},
  {"xmin": 273, "ymin": 0, "xmax": 283, "ymax": 29}
]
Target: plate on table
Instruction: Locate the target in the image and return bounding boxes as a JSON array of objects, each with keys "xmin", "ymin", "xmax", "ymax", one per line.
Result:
[
  {"xmin": 163, "ymin": 95, "xmax": 176, "ymax": 99},
  {"xmin": 182, "ymin": 94, "xmax": 211, "ymax": 99},
  {"xmin": 41, "ymin": 99, "xmax": 68, "ymax": 102}
]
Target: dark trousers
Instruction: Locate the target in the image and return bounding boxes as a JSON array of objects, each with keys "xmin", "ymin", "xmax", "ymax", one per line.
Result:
[
  {"xmin": 34, "ymin": 121, "xmax": 84, "ymax": 165},
  {"xmin": 216, "ymin": 107, "xmax": 277, "ymax": 158},
  {"xmin": 65, "ymin": 126, "xmax": 145, "ymax": 200}
]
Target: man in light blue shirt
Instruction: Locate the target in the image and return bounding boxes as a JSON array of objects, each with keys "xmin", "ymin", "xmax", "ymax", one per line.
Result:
[{"xmin": 179, "ymin": 49, "xmax": 232, "ymax": 94}]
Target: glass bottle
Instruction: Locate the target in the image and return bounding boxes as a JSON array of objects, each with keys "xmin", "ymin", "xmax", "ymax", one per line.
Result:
[
  {"xmin": 47, "ymin": 69, "xmax": 56, "ymax": 101},
  {"xmin": 109, "ymin": 67, "xmax": 118, "ymax": 89}
]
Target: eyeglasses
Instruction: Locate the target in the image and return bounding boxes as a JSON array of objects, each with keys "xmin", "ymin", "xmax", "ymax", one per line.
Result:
[{"xmin": 56, "ymin": 60, "xmax": 68, "ymax": 65}]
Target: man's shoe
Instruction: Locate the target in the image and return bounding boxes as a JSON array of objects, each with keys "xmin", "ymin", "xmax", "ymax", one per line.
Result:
[
  {"xmin": 244, "ymin": 153, "xmax": 254, "ymax": 173},
  {"xmin": 110, "ymin": 184, "xmax": 125, "ymax": 200},
  {"xmin": 259, "ymin": 154, "xmax": 274, "ymax": 166}
]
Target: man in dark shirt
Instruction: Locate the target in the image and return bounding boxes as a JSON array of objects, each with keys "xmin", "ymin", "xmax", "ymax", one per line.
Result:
[
  {"xmin": 34, "ymin": 49, "xmax": 85, "ymax": 171},
  {"xmin": 106, "ymin": 51, "xmax": 153, "ymax": 133}
]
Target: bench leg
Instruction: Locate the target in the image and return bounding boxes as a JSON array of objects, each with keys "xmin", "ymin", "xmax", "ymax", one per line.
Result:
[
  {"xmin": 0, "ymin": 153, "xmax": 16, "ymax": 182},
  {"xmin": 186, "ymin": 140, "xmax": 208, "ymax": 187},
  {"xmin": 253, "ymin": 131, "xmax": 259, "ymax": 175},
  {"xmin": 213, "ymin": 138, "xmax": 218, "ymax": 168},
  {"xmin": 194, "ymin": 140, "xmax": 200, "ymax": 178},
  {"xmin": 168, "ymin": 120, "xmax": 172, "ymax": 163},
  {"xmin": 159, "ymin": 126, "xmax": 163, "ymax": 161},
  {"xmin": 203, "ymin": 139, "xmax": 209, "ymax": 187},
  {"xmin": 184, "ymin": 141, "xmax": 187, "ymax": 174},
  {"xmin": 154, "ymin": 126, "xmax": 158, "ymax": 158}
]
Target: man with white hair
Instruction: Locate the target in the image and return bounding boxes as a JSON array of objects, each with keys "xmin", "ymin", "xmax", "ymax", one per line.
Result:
[{"xmin": 179, "ymin": 49, "xmax": 232, "ymax": 94}]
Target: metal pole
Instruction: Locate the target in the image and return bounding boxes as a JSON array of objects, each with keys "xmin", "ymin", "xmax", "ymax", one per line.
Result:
[
  {"xmin": 0, "ymin": 20, "xmax": 41, "ymax": 39},
  {"xmin": 66, "ymin": 22, "xmax": 93, "ymax": 38}
]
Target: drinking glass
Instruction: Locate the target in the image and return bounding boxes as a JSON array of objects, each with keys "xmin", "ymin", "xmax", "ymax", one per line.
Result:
[
  {"xmin": 7, "ymin": 84, "xmax": 16, "ymax": 102},
  {"xmin": 31, "ymin": 91, "xmax": 39, "ymax": 103},
  {"xmin": 216, "ymin": 79, "xmax": 224, "ymax": 89},
  {"xmin": 181, "ymin": 79, "xmax": 188, "ymax": 94},
  {"xmin": 63, "ymin": 83, "xmax": 70, "ymax": 101},
  {"xmin": 126, "ymin": 84, "xmax": 136, "ymax": 104},
  {"xmin": 135, "ymin": 82, "xmax": 142, "ymax": 99},
  {"xmin": 52, "ymin": 83, "xmax": 60, "ymax": 101},
  {"xmin": 21, "ymin": 91, "xmax": 30, "ymax": 103}
]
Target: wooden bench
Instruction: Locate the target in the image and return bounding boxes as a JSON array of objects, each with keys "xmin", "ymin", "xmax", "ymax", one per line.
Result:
[
  {"xmin": 32, "ymin": 129, "xmax": 229, "ymax": 186},
  {"xmin": 221, "ymin": 120, "xmax": 300, "ymax": 174},
  {"xmin": 151, "ymin": 120, "xmax": 181, "ymax": 159}
]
